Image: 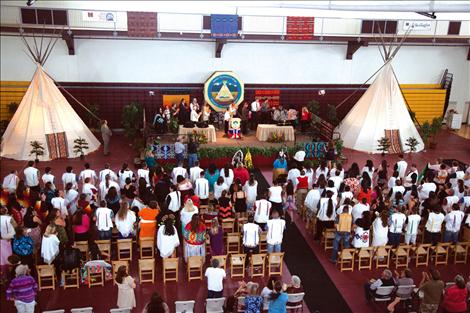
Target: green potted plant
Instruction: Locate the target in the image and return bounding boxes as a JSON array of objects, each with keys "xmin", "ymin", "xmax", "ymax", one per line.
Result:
[
  {"xmin": 121, "ymin": 101, "xmax": 142, "ymax": 138},
  {"xmin": 377, "ymin": 136, "xmax": 390, "ymax": 156},
  {"xmin": 405, "ymin": 137, "xmax": 419, "ymax": 153},
  {"xmin": 73, "ymin": 137, "xmax": 89, "ymax": 159},
  {"xmin": 29, "ymin": 140, "xmax": 45, "ymax": 163},
  {"xmin": 334, "ymin": 138, "xmax": 345, "ymax": 161},
  {"xmin": 420, "ymin": 121, "xmax": 431, "ymax": 148},
  {"xmin": 429, "ymin": 116, "xmax": 443, "ymax": 149}
]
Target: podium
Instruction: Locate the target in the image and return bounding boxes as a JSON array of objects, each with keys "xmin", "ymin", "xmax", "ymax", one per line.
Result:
[{"xmin": 228, "ymin": 118, "xmax": 241, "ymax": 139}]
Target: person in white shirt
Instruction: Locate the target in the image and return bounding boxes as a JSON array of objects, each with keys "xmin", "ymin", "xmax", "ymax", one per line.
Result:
[
  {"xmin": 266, "ymin": 210, "xmax": 286, "ymax": 253},
  {"xmin": 418, "ymin": 177, "xmax": 437, "ymax": 201},
  {"xmin": 205, "ymin": 258, "xmax": 226, "ymax": 298},
  {"xmin": 213, "ymin": 177, "xmax": 228, "ymax": 200},
  {"xmin": 41, "ymin": 167, "xmax": 55, "ymax": 189},
  {"xmin": 82, "ymin": 177, "xmax": 98, "ymax": 203},
  {"xmin": 79, "ymin": 163, "xmax": 97, "ymax": 185},
  {"xmin": 165, "ymin": 185, "xmax": 182, "ymax": 213},
  {"xmin": 425, "ymin": 207, "xmax": 445, "ymax": 245},
  {"xmin": 372, "ymin": 211, "xmax": 389, "ymax": 247},
  {"xmin": 443, "ymin": 203, "xmax": 465, "ymax": 243},
  {"xmin": 242, "ymin": 215, "xmax": 261, "ymax": 254},
  {"xmin": 351, "ymin": 198, "xmax": 370, "ymax": 223},
  {"xmin": 304, "ymin": 187, "xmax": 321, "ymax": 219},
  {"xmin": 315, "ymin": 162, "xmax": 329, "ymax": 183},
  {"xmin": 387, "ymin": 171, "xmax": 399, "ymax": 190},
  {"xmin": 190, "ymin": 106, "xmax": 201, "ymax": 123},
  {"xmin": 268, "ymin": 180, "xmax": 283, "ymax": 213},
  {"xmin": 328, "ymin": 170, "xmax": 343, "ymax": 190},
  {"xmin": 404, "ymin": 207, "xmax": 421, "ymax": 245},
  {"xmin": 287, "ymin": 165, "xmax": 301, "ymax": 189},
  {"xmin": 2, "ymin": 170, "xmax": 19, "ymax": 193},
  {"xmin": 99, "ymin": 163, "xmax": 118, "ymax": 182},
  {"xmin": 315, "ymin": 190, "xmax": 337, "ymax": 240},
  {"xmin": 194, "ymin": 172, "xmax": 209, "ymax": 204},
  {"xmin": 396, "ymin": 154, "xmax": 408, "ymax": 179},
  {"xmin": 389, "ymin": 179, "xmax": 406, "ymax": 201},
  {"xmin": 329, "ymin": 164, "xmax": 345, "ymax": 179},
  {"xmin": 361, "ymin": 160, "xmax": 375, "ymax": 182},
  {"xmin": 118, "ymin": 163, "xmax": 135, "ymax": 189},
  {"xmin": 137, "ymin": 163, "xmax": 150, "ymax": 186},
  {"xmin": 404, "ymin": 164, "xmax": 419, "ymax": 188},
  {"xmin": 250, "ymin": 99, "xmax": 260, "ymax": 130},
  {"xmin": 338, "ymin": 185, "xmax": 354, "ymax": 206},
  {"xmin": 219, "ymin": 164, "xmax": 234, "ymax": 187},
  {"xmin": 114, "ymin": 201, "xmax": 136, "ymax": 239},
  {"xmin": 243, "ymin": 175, "xmax": 258, "ymax": 210},
  {"xmin": 388, "ymin": 206, "xmax": 407, "ymax": 246},
  {"xmin": 189, "ymin": 161, "xmax": 203, "ymax": 184},
  {"xmin": 23, "ymin": 161, "xmax": 40, "ymax": 192},
  {"xmin": 64, "ymin": 183, "xmax": 79, "ymax": 215},
  {"xmin": 253, "ymin": 192, "xmax": 271, "ymax": 228},
  {"xmin": 95, "ymin": 200, "xmax": 114, "ymax": 239},
  {"xmin": 157, "ymin": 218, "xmax": 180, "ymax": 258},
  {"xmin": 62, "ymin": 166, "xmax": 77, "ymax": 190},
  {"xmin": 51, "ymin": 190, "xmax": 68, "ymax": 218},
  {"xmin": 171, "ymin": 162, "xmax": 187, "ymax": 185},
  {"xmin": 99, "ymin": 174, "xmax": 120, "ymax": 201}
]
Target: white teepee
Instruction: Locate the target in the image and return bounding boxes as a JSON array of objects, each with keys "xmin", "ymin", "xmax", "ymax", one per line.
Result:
[
  {"xmin": 335, "ymin": 34, "xmax": 424, "ymax": 154},
  {"xmin": 1, "ymin": 34, "xmax": 100, "ymax": 161}
]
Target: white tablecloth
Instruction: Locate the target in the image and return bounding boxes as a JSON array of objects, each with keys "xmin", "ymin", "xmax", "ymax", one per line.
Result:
[
  {"xmin": 256, "ymin": 124, "xmax": 295, "ymax": 141},
  {"xmin": 178, "ymin": 125, "xmax": 217, "ymax": 143}
]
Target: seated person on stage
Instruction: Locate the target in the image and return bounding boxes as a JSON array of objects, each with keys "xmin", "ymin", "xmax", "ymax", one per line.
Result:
[{"xmin": 364, "ymin": 269, "xmax": 395, "ymax": 302}]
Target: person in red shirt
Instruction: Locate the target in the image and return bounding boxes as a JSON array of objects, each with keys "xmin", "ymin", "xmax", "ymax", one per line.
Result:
[
  {"xmin": 300, "ymin": 106, "xmax": 311, "ymax": 133},
  {"xmin": 296, "ymin": 170, "xmax": 309, "ymax": 212},
  {"xmin": 357, "ymin": 180, "xmax": 372, "ymax": 204},
  {"xmin": 442, "ymin": 275, "xmax": 468, "ymax": 313},
  {"xmin": 233, "ymin": 163, "xmax": 250, "ymax": 186}
]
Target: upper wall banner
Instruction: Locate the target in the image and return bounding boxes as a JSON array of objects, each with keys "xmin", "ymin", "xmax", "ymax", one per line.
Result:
[
  {"xmin": 211, "ymin": 14, "xmax": 239, "ymax": 38},
  {"xmin": 204, "ymin": 71, "xmax": 244, "ymax": 112}
]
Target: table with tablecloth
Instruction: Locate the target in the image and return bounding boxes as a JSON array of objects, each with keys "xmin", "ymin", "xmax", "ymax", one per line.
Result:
[
  {"xmin": 178, "ymin": 125, "xmax": 217, "ymax": 143},
  {"xmin": 256, "ymin": 124, "xmax": 295, "ymax": 141}
]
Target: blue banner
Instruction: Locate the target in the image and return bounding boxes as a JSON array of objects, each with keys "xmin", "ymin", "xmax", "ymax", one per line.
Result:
[{"xmin": 211, "ymin": 14, "xmax": 238, "ymax": 38}]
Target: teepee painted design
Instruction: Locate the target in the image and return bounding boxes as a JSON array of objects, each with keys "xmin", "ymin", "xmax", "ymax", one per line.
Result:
[{"xmin": 215, "ymin": 80, "xmax": 234, "ymax": 101}]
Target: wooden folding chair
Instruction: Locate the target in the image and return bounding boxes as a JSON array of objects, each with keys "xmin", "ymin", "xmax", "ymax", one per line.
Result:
[
  {"xmin": 230, "ymin": 254, "xmax": 246, "ymax": 278},
  {"xmin": 86, "ymin": 264, "xmax": 105, "ymax": 288},
  {"xmin": 37, "ymin": 264, "xmax": 56, "ymax": 290},
  {"xmin": 431, "ymin": 242, "xmax": 451, "ymax": 266},
  {"xmin": 139, "ymin": 237, "xmax": 155, "ymax": 259},
  {"xmin": 95, "ymin": 239, "xmax": 111, "ymax": 261},
  {"xmin": 452, "ymin": 242, "xmax": 469, "ymax": 264},
  {"xmin": 337, "ymin": 248, "xmax": 355, "ymax": 272},
  {"xmin": 117, "ymin": 239, "xmax": 133, "ymax": 261},
  {"xmin": 250, "ymin": 253, "xmax": 267, "ymax": 277},
  {"xmin": 226, "ymin": 232, "xmax": 240, "ymax": 255},
  {"xmin": 61, "ymin": 268, "xmax": 79, "ymax": 289},
  {"xmin": 222, "ymin": 218, "xmax": 236, "ymax": 234},
  {"xmin": 163, "ymin": 257, "xmax": 179, "ymax": 283},
  {"xmin": 138, "ymin": 258, "xmax": 155, "ymax": 283},
  {"xmin": 413, "ymin": 243, "xmax": 431, "ymax": 267},
  {"xmin": 259, "ymin": 232, "xmax": 268, "ymax": 254},
  {"xmin": 187, "ymin": 256, "xmax": 204, "ymax": 281},
  {"xmin": 357, "ymin": 247, "xmax": 374, "ymax": 270},
  {"xmin": 268, "ymin": 252, "xmax": 284, "ymax": 276},
  {"xmin": 211, "ymin": 255, "xmax": 227, "ymax": 271},
  {"xmin": 112, "ymin": 260, "xmax": 129, "ymax": 285},
  {"xmin": 73, "ymin": 241, "xmax": 89, "ymax": 261},
  {"xmin": 375, "ymin": 245, "xmax": 392, "ymax": 269},
  {"xmin": 237, "ymin": 217, "xmax": 247, "ymax": 233},
  {"xmin": 392, "ymin": 244, "xmax": 411, "ymax": 268},
  {"xmin": 321, "ymin": 228, "xmax": 336, "ymax": 251}
]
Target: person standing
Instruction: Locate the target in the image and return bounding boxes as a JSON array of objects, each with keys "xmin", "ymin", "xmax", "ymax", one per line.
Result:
[
  {"xmin": 23, "ymin": 161, "xmax": 40, "ymax": 193},
  {"xmin": 443, "ymin": 203, "xmax": 465, "ymax": 243},
  {"xmin": 418, "ymin": 269, "xmax": 445, "ymax": 313},
  {"xmin": 205, "ymin": 258, "xmax": 226, "ymax": 298},
  {"xmin": 242, "ymin": 215, "xmax": 261, "ymax": 255},
  {"xmin": 156, "ymin": 218, "xmax": 180, "ymax": 258},
  {"xmin": 250, "ymin": 98, "xmax": 260, "ymax": 130},
  {"xmin": 241, "ymin": 102, "xmax": 250, "ymax": 135},
  {"xmin": 115, "ymin": 265, "xmax": 136, "ymax": 309},
  {"xmin": 266, "ymin": 210, "xmax": 285, "ymax": 253},
  {"xmin": 95, "ymin": 201, "xmax": 114, "ymax": 240},
  {"xmin": 6, "ymin": 264, "xmax": 37, "ymax": 313},
  {"xmin": 187, "ymin": 136, "xmax": 199, "ymax": 168},
  {"xmin": 330, "ymin": 205, "xmax": 352, "ymax": 263},
  {"xmin": 101, "ymin": 120, "xmax": 112, "ymax": 156},
  {"xmin": 174, "ymin": 137, "xmax": 186, "ymax": 165},
  {"xmin": 183, "ymin": 214, "xmax": 206, "ymax": 262}
]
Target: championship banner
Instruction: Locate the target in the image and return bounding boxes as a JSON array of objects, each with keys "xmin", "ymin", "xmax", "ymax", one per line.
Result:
[
  {"xmin": 204, "ymin": 71, "xmax": 244, "ymax": 112},
  {"xmin": 255, "ymin": 89, "xmax": 280, "ymax": 107},
  {"xmin": 286, "ymin": 16, "xmax": 314, "ymax": 40},
  {"xmin": 211, "ymin": 14, "xmax": 239, "ymax": 38},
  {"xmin": 403, "ymin": 21, "xmax": 433, "ymax": 31}
]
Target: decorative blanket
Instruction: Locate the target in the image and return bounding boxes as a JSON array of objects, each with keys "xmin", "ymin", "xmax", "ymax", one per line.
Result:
[
  {"xmin": 385, "ymin": 129, "xmax": 403, "ymax": 154},
  {"xmin": 45, "ymin": 132, "xmax": 69, "ymax": 159}
]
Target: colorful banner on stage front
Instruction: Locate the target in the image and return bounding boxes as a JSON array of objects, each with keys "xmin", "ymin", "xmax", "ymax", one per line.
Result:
[{"xmin": 204, "ymin": 71, "xmax": 244, "ymax": 112}]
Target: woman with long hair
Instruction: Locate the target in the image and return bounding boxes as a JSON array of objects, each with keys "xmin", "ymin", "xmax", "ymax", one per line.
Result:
[
  {"xmin": 183, "ymin": 214, "xmax": 206, "ymax": 262},
  {"xmin": 115, "ymin": 201, "xmax": 136, "ymax": 239},
  {"xmin": 362, "ymin": 160, "xmax": 375, "ymax": 182},
  {"xmin": 220, "ymin": 163, "xmax": 234, "ymax": 187},
  {"xmin": 115, "ymin": 265, "xmax": 136, "ymax": 309},
  {"xmin": 372, "ymin": 210, "xmax": 389, "ymax": 247},
  {"xmin": 12, "ymin": 226, "xmax": 34, "ymax": 269},
  {"xmin": 213, "ymin": 176, "xmax": 228, "ymax": 200},
  {"xmin": 243, "ymin": 173, "xmax": 258, "ymax": 211},
  {"xmin": 157, "ymin": 217, "xmax": 180, "ymax": 258},
  {"xmin": 23, "ymin": 206, "xmax": 42, "ymax": 249},
  {"xmin": 204, "ymin": 164, "xmax": 220, "ymax": 193},
  {"xmin": 118, "ymin": 163, "xmax": 135, "ymax": 189},
  {"xmin": 72, "ymin": 208, "xmax": 90, "ymax": 241},
  {"xmin": 208, "ymin": 218, "xmax": 224, "ymax": 256},
  {"xmin": 142, "ymin": 292, "xmax": 170, "ymax": 313},
  {"xmin": 217, "ymin": 190, "xmax": 233, "ymax": 220},
  {"xmin": 315, "ymin": 190, "xmax": 337, "ymax": 240},
  {"xmin": 48, "ymin": 208, "xmax": 68, "ymax": 244},
  {"xmin": 352, "ymin": 211, "xmax": 372, "ymax": 248},
  {"xmin": 268, "ymin": 281, "xmax": 288, "ymax": 312},
  {"xmin": 138, "ymin": 201, "xmax": 160, "ymax": 239},
  {"xmin": 232, "ymin": 182, "xmax": 247, "ymax": 216}
]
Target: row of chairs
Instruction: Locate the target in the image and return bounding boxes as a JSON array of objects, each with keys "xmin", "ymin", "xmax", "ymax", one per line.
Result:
[
  {"xmin": 44, "ymin": 308, "xmax": 130, "ymax": 313},
  {"xmin": 335, "ymin": 242, "xmax": 470, "ymax": 272}
]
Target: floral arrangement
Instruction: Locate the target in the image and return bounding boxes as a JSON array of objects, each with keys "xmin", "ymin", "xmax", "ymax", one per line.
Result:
[
  {"xmin": 267, "ymin": 131, "xmax": 285, "ymax": 143},
  {"xmin": 192, "ymin": 130, "xmax": 208, "ymax": 144}
]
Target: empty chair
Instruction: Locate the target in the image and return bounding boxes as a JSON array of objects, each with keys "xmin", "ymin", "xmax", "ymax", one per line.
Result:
[
  {"xmin": 139, "ymin": 237, "xmax": 155, "ymax": 259},
  {"xmin": 175, "ymin": 300, "xmax": 196, "ymax": 313},
  {"xmin": 110, "ymin": 308, "xmax": 131, "ymax": 313},
  {"xmin": 357, "ymin": 247, "xmax": 374, "ymax": 270},
  {"xmin": 71, "ymin": 308, "xmax": 93, "ymax": 313},
  {"xmin": 226, "ymin": 232, "xmax": 240, "ymax": 254},
  {"xmin": 268, "ymin": 252, "xmax": 284, "ymax": 276},
  {"xmin": 431, "ymin": 242, "xmax": 451, "ymax": 266},
  {"xmin": 237, "ymin": 217, "xmax": 247, "ymax": 232},
  {"xmin": 452, "ymin": 242, "xmax": 469, "ymax": 264},
  {"xmin": 163, "ymin": 257, "xmax": 179, "ymax": 283},
  {"xmin": 259, "ymin": 232, "xmax": 268, "ymax": 253},
  {"xmin": 236, "ymin": 296, "xmax": 245, "ymax": 312},
  {"xmin": 112, "ymin": 260, "xmax": 129, "ymax": 285},
  {"xmin": 321, "ymin": 228, "xmax": 335, "ymax": 251},
  {"xmin": 187, "ymin": 256, "xmax": 204, "ymax": 281},
  {"xmin": 373, "ymin": 286, "xmax": 395, "ymax": 303},
  {"xmin": 37, "ymin": 264, "xmax": 56, "ymax": 290},
  {"xmin": 392, "ymin": 245, "xmax": 411, "ymax": 268},
  {"xmin": 230, "ymin": 254, "xmax": 246, "ymax": 278},
  {"xmin": 86, "ymin": 264, "xmax": 105, "ymax": 288},
  {"xmin": 221, "ymin": 218, "xmax": 236, "ymax": 234},
  {"xmin": 95, "ymin": 240, "xmax": 112, "ymax": 260},
  {"xmin": 250, "ymin": 253, "xmax": 267, "ymax": 277},
  {"xmin": 117, "ymin": 239, "xmax": 133, "ymax": 261},
  {"xmin": 375, "ymin": 245, "xmax": 392, "ymax": 268},
  {"xmin": 43, "ymin": 310, "xmax": 65, "ymax": 313},
  {"xmin": 138, "ymin": 258, "xmax": 155, "ymax": 283},
  {"xmin": 206, "ymin": 297, "xmax": 226, "ymax": 313},
  {"xmin": 413, "ymin": 243, "xmax": 431, "ymax": 267},
  {"xmin": 337, "ymin": 248, "xmax": 355, "ymax": 272},
  {"xmin": 61, "ymin": 268, "xmax": 79, "ymax": 289},
  {"xmin": 286, "ymin": 292, "xmax": 305, "ymax": 312}
]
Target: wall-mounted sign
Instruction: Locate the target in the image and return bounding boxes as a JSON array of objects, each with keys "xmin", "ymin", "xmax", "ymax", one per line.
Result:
[
  {"xmin": 403, "ymin": 21, "xmax": 433, "ymax": 31},
  {"xmin": 82, "ymin": 11, "xmax": 116, "ymax": 22},
  {"xmin": 204, "ymin": 71, "xmax": 244, "ymax": 112},
  {"xmin": 211, "ymin": 14, "xmax": 239, "ymax": 38}
]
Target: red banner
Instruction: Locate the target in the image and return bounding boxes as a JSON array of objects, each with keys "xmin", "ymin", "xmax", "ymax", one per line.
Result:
[
  {"xmin": 255, "ymin": 89, "xmax": 280, "ymax": 107},
  {"xmin": 286, "ymin": 16, "xmax": 314, "ymax": 40}
]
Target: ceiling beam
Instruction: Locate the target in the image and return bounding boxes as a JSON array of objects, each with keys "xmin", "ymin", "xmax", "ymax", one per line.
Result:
[
  {"xmin": 215, "ymin": 38, "xmax": 226, "ymax": 58},
  {"xmin": 61, "ymin": 31, "xmax": 75, "ymax": 55}
]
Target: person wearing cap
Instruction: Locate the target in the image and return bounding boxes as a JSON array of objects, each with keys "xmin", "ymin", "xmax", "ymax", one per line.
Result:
[
  {"xmin": 293, "ymin": 150, "xmax": 306, "ymax": 168},
  {"xmin": 6, "ymin": 264, "xmax": 38, "ymax": 313}
]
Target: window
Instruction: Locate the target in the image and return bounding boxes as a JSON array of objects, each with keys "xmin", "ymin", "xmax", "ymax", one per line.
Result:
[
  {"xmin": 21, "ymin": 8, "xmax": 67, "ymax": 26},
  {"xmin": 361, "ymin": 20, "xmax": 397, "ymax": 34}
]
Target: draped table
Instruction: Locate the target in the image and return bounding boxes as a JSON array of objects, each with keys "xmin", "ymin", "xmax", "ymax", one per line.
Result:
[
  {"xmin": 178, "ymin": 125, "xmax": 217, "ymax": 143},
  {"xmin": 256, "ymin": 124, "xmax": 295, "ymax": 141}
]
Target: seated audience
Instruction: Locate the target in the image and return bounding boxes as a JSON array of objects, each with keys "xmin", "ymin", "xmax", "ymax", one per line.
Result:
[
  {"xmin": 442, "ymin": 275, "xmax": 468, "ymax": 313},
  {"xmin": 142, "ymin": 292, "xmax": 170, "ymax": 313},
  {"xmin": 419, "ymin": 269, "xmax": 445, "ymax": 313},
  {"xmin": 364, "ymin": 269, "xmax": 395, "ymax": 302}
]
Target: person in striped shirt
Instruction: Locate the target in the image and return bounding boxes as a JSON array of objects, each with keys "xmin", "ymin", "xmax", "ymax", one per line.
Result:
[{"xmin": 6, "ymin": 264, "xmax": 37, "ymax": 313}]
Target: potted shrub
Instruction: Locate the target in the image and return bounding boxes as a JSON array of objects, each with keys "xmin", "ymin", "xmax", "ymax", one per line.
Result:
[
  {"xmin": 377, "ymin": 137, "xmax": 390, "ymax": 156},
  {"xmin": 429, "ymin": 116, "xmax": 443, "ymax": 149},
  {"xmin": 73, "ymin": 137, "xmax": 89, "ymax": 159},
  {"xmin": 121, "ymin": 101, "xmax": 142, "ymax": 138},
  {"xmin": 405, "ymin": 137, "xmax": 419, "ymax": 153},
  {"xmin": 420, "ymin": 121, "xmax": 431, "ymax": 148},
  {"xmin": 29, "ymin": 141, "xmax": 45, "ymax": 163}
]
